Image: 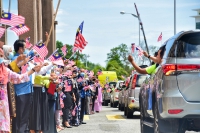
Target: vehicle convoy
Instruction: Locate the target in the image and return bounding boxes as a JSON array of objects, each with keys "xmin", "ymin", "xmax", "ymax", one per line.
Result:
[
  {"xmin": 124, "ymin": 73, "xmax": 147, "ymax": 118},
  {"xmin": 139, "ymin": 31, "xmax": 200, "ymax": 133}
]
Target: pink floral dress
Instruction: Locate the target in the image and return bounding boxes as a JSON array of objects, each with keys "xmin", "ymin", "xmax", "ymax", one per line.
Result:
[{"xmin": 0, "ymin": 68, "xmax": 29, "ymax": 133}]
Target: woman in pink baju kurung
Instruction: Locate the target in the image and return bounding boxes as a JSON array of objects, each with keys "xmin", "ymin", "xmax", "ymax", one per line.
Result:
[
  {"xmin": 94, "ymin": 85, "xmax": 103, "ymax": 112},
  {"xmin": 0, "ymin": 69, "xmax": 29, "ymax": 133},
  {"xmin": 0, "ymin": 48, "xmax": 39, "ymax": 133}
]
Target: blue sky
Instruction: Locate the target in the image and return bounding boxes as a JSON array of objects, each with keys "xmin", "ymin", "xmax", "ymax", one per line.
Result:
[{"xmin": 3, "ymin": 0, "xmax": 200, "ymax": 66}]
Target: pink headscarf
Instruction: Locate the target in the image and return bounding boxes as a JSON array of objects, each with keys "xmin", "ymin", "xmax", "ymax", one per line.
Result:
[{"xmin": 0, "ymin": 49, "xmax": 8, "ymax": 84}]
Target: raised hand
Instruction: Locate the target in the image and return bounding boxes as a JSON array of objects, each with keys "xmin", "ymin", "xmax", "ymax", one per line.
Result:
[
  {"xmin": 143, "ymin": 51, "xmax": 148, "ymax": 57},
  {"xmin": 128, "ymin": 55, "xmax": 134, "ymax": 63},
  {"xmin": 33, "ymin": 64, "xmax": 43, "ymax": 72},
  {"xmin": 16, "ymin": 54, "xmax": 26, "ymax": 64}
]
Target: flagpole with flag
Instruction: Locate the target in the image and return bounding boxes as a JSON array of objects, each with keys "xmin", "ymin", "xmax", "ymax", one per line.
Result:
[{"xmin": 47, "ymin": 48, "xmax": 59, "ymax": 60}]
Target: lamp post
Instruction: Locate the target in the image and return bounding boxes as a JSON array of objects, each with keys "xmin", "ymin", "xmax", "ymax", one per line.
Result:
[
  {"xmin": 85, "ymin": 54, "xmax": 90, "ymax": 68},
  {"xmin": 120, "ymin": 11, "xmax": 140, "ymax": 46},
  {"xmin": 174, "ymin": 0, "xmax": 176, "ymax": 35}
]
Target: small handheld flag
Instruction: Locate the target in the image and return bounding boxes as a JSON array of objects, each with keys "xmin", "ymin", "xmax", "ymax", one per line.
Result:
[
  {"xmin": 32, "ymin": 42, "xmax": 48, "ymax": 58},
  {"xmin": 157, "ymin": 32, "xmax": 162, "ymax": 42},
  {"xmin": 10, "ymin": 24, "xmax": 29, "ymax": 36},
  {"xmin": 0, "ymin": 12, "xmax": 25, "ymax": 26}
]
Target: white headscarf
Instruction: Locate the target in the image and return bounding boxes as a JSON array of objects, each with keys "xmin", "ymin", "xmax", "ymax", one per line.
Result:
[{"xmin": 3, "ymin": 45, "xmax": 12, "ymax": 60}]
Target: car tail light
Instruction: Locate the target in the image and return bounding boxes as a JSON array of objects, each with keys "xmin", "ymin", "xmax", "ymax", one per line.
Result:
[
  {"xmin": 132, "ymin": 74, "xmax": 137, "ymax": 89},
  {"xmin": 162, "ymin": 64, "xmax": 176, "ymax": 76},
  {"xmin": 115, "ymin": 97, "xmax": 118, "ymax": 99},
  {"xmin": 168, "ymin": 109, "xmax": 183, "ymax": 114},
  {"xmin": 162, "ymin": 64, "xmax": 200, "ymax": 76}
]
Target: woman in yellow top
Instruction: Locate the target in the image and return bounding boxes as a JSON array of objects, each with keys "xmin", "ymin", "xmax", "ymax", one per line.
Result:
[{"xmin": 128, "ymin": 45, "xmax": 166, "ymax": 75}]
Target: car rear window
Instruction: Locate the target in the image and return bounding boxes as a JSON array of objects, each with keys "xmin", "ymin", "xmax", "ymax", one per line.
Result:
[
  {"xmin": 176, "ymin": 32, "xmax": 200, "ymax": 58},
  {"xmin": 109, "ymin": 82, "xmax": 116, "ymax": 87},
  {"xmin": 136, "ymin": 75, "xmax": 146, "ymax": 87}
]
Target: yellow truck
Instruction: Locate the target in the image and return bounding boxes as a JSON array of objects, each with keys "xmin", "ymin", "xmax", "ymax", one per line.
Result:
[
  {"xmin": 98, "ymin": 71, "xmax": 118, "ymax": 106},
  {"xmin": 98, "ymin": 71, "xmax": 118, "ymax": 87}
]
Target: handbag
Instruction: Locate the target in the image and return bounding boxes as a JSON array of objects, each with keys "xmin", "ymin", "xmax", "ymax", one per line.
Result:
[
  {"xmin": 47, "ymin": 82, "xmax": 57, "ymax": 95},
  {"xmin": 7, "ymin": 82, "xmax": 16, "ymax": 117}
]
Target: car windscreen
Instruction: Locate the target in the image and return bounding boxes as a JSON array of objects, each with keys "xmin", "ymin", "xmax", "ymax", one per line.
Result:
[
  {"xmin": 109, "ymin": 82, "xmax": 116, "ymax": 87},
  {"xmin": 176, "ymin": 32, "xmax": 200, "ymax": 58},
  {"xmin": 136, "ymin": 75, "xmax": 146, "ymax": 87}
]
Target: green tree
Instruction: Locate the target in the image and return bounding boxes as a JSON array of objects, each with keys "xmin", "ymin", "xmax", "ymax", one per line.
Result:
[{"xmin": 106, "ymin": 60, "xmax": 128, "ymax": 80}]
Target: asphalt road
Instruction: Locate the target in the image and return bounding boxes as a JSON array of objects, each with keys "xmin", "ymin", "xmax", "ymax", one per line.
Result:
[{"xmin": 59, "ymin": 105, "xmax": 199, "ymax": 133}]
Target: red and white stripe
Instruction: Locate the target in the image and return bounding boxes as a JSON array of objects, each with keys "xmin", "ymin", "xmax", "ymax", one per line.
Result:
[
  {"xmin": 61, "ymin": 45, "xmax": 67, "ymax": 56},
  {"xmin": 32, "ymin": 45, "xmax": 48, "ymax": 58},
  {"xmin": 48, "ymin": 55, "xmax": 62, "ymax": 61},
  {"xmin": 0, "ymin": 14, "xmax": 25, "ymax": 26},
  {"xmin": 10, "ymin": 25, "xmax": 29, "ymax": 36},
  {"xmin": 157, "ymin": 32, "xmax": 162, "ymax": 42},
  {"xmin": 74, "ymin": 32, "xmax": 88, "ymax": 50}
]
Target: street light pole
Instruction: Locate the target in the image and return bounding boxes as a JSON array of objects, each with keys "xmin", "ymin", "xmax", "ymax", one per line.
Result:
[
  {"xmin": 120, "ymin": 11, "xmax": 140, "ymax": 46},
  {"xmin": 174, "ymin": 0, "xmax": 176, "ymax": 35},
  {"xmin": 85, "ymin": 54, "xmax": 90, "ymax": 68}
]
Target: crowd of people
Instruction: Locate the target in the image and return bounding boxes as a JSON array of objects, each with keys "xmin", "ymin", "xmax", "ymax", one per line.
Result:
[{"xmin": 0, "ymin": 34, "xmax": 103, "ymax": 133}]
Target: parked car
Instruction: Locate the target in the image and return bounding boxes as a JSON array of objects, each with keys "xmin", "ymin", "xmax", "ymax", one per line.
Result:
[
  {"xmin": 118, "ymin": 77, "xmax": 130, "ymax": 111},
  {"xmin": 110, "ymin": 80, "xmax": 124, "ymax": 108},
  {"xmin": 139, "ymin": 31, "xmax": 200, "ymax": 133}
]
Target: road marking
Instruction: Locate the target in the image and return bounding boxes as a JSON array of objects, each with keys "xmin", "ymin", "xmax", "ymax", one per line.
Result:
[
  {"xmin": 106, "ymin": 115, "xmax": 125, "ymax": 120},
  {"xmin": 84, "ymin": 115, "xmax": 90, "ymax": 120}
]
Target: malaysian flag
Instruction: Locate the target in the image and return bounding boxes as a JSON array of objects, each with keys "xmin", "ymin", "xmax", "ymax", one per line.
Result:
[
  {"xmin": 25, "ymin": 37, "xmax": 33, "ymax": 49},
  {"xmin": 131, "ymin": 43, "xmax": 135, "ymax": 53},
  {"xmin": 10, "ymin": 24, "xmax": 29, "ymax": 36},
  {"xmin": 48, "ymin": 51, "xmax": 62, "ymax": 61},
  {"xmin": 32, "ymin": 42, "xmax": 48, "ymax": 58},
  {"xmin": 136, "ymin": 46, "xmax": 144, "ymax": 59},
  {"xmin": 74, "ymin": 21, "xmax": 88, "ymax": 50},
  {"xmin": 0, "ymin": 12, "xmax": 25, "ymax": 26},
  {"xmin": 33, "ymin": 55, "xmax": 44, "ymax": 63},
  {"xmin": 61, "ymin": 45, "xmax": 67, "ymax": 56},
  {"xmin": 74, "ymin": 33, "xmax": 88, "ymax": 49},
  {"xmin": 157, "ymin": 32, "xmax": 162, "ymax": 42},
  {"xmin": 0, "ymin": 27, "xmax": 5, "ymax": 38}
]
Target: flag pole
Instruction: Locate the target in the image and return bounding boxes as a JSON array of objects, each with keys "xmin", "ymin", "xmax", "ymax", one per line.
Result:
[
  {"xmin": 76, "ymin": 50, "xmax": 80, "ymax": 65},
  {"xmin": 45, "ymin": 0, "xmax": 61, "ymax": 46},
  {"xmin": 69, "ymin": 51, "xmax": 77, "ymax": 60}
]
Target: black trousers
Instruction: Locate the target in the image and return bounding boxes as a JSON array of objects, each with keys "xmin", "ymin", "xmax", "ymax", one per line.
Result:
[
  {"xmin": 43, "ymin": 100, "xmax": 57, "ymax": 133},
  {"xmin": 92, "ymin": 96, "xmax": 96, "ymax": 111},
  {"xmin": 62, "ymin": 92, "xmax": 73, "ymax": 122},
  {"xmin": 12, "ymin": 93, "xmax": 32, "ymax": 133},
  {"xmin": 80, "ymin": 97, "xmax": 86, "ymax": 122}
]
